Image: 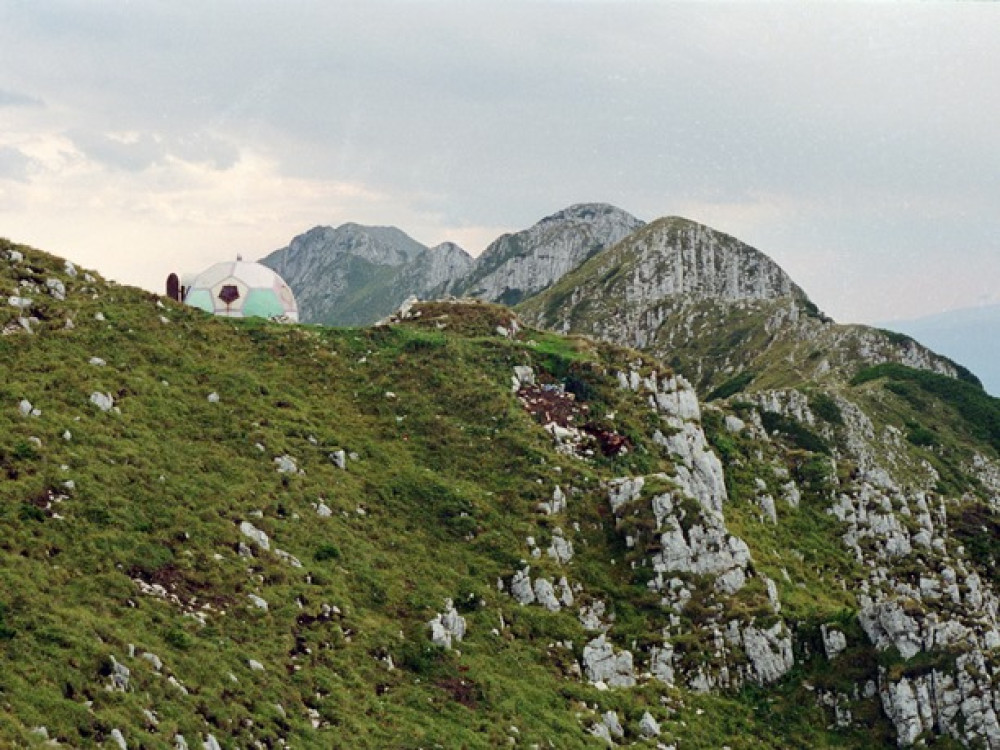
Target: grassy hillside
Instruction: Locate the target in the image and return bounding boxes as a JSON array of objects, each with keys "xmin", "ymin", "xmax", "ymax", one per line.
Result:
[{"xmin": 4, "ymin": 238, "xmax": 999, "ymax": 748}]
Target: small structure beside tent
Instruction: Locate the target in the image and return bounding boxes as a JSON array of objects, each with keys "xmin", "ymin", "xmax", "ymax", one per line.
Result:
[{"xmin": 166, "ymin": 257, "xmax": 299, "ymax": 323}]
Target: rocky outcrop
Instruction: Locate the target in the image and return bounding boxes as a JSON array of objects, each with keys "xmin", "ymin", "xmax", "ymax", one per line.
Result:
[
  {"xmin": 428, "ymin": 600, "xmax": 467, "ymax": 650},
  {"xmin": 582, "ymin": 635, "xmax": 635, "ymax": 688},
  {"xmin": 449, "ymin": 203, "xmax": 643, "ymax": 305},
  {"xmin": 519, "ymin": 216, "xmax": 967, "ymax": 394}
]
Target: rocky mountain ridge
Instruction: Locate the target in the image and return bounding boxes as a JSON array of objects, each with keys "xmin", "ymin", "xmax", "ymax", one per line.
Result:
[
  {"xmin": 260, "ymin": 223, "xmax": 474, "ymax": 326},
  {"xmin": 443, "ymin": 203, "xmax": 645, "ymax": 306},
  {"xmin": 264, "ymin": 206, "xmax": 976, "ymax": 406},
  {"xmin": 517, "ymin": 216, "xmax": 971, "ymax": 395}
]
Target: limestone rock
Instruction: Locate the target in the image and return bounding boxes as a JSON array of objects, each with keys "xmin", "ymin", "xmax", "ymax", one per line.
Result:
[
  {"xmin": 821, "ymin": 625, "xmax": 847, "ymax": 660},
  {"xmin": 538, "ymin": 485, "xmax": 566, "ymax": 515},
  {"xmin": 512, "ymin": 365, "xmax": 535, "ymax": 392},
  {"xmin": 429, "ymin": 599, "xmax": 467, "ymax": 649},
  {"xmin": 638, "ymin": 711, "xmax": 661, "ymax": 738},
  {"xmin": 547, "ymin": 527, "xmax": 574, "ymax": 564},
  {"xmin": 46, "ymin": 278, "xmax": 66, "ymax": 300},
  {"xmin": 740, "ymin": 623, "xmax": 795, "ymax": 684},
  {"xmin": 602, "ymin": 710, "xmax": 624, "ymax": 739},
  {"xmin": 90, "ymin": 392, "xmax": 114, "ymax": 412},
  {"xmin": 510, "ymin": 568, "xmax": 534, "ymax": 605},
  {"xmin": 582, "ymin": 635, "xmax": 635, "ymax": 688},
  {"xmin": 452, "ymin": 203, "xmax": 643, "ymax": 305},
  {"xmin": 239, "ymin": 521, "xmax": 270, "ymax": 551},
  {"xmin": 107, "ymin": 656, "xmax": 130, "ymax": 691},
  {"xmin": 607, "ymin": 476, "xmax": 644, "ymax": 513},
  {"xmin": 533, "ymin": 578, "xmax": 561, "ymax": 612},
  {"xmin": 274, "ymin": 548, "xmax": 302, "ymax": 568}
]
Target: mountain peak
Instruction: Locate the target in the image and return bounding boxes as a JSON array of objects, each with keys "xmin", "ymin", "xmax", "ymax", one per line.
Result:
[
  {"xmin": 537, "ymin": 202, "xmax": 641, "ymax": 226},
  {"xmin": 451, "ymin": 203, "xmax": 645, "ymax": 306},
  {"xmin": 621, "ymin": 215, "xmax": 807, "ymax": 304}
]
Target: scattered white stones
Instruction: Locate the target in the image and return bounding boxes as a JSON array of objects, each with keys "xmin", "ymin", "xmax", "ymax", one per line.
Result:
[
  {"xmin": 90, "ymin": 392, "xmax": 114, "ymax": 412},
  {"xmin": 429, "ymin": 599, "xmax": 467, "ymax": 649},
  {"xmin": 107, "ymin": 656, "xmax": 130, "ymax": 691},
  {"xmin": 247, "ymin": 659, "xmax": 265, "ymax": 672},
  {"xmin": 110, "ymin": 728, "xmax": 128, "ymax": 750},
  {"xmin": 207, "ymin": 392, "xmax": 219, "ymax": 403},
  {"xmin": 89, "ymin": 356, "xmax": 106, "ymax": 366},
  {"xmin": 510, "ymin": 568, "xmax": 535, "ymax": 605},
  {"xmin": 18, "ymin": 399, "xmax": 39, "ymax": 417},
  {"xmin": 602, "ymin": 710, "xmax": 624, "ymax": 739},
  {"xmin": 547, "ymin": 527, "xmax": 574, "ymax": 564},
  {"xmin": 8, "ymin": 295, "xmax": 31, "ymax": 309},
  {"xmin": 639, "ymin": 711, "xmax": 661, "ymax": 738},
  {"xmin": 538, "ymin": 485, "xmax": 566, "ymax": 515},
  {"xmin": 46, "ymin": 278, "xmax": 66, "ymax": 300},
  {"xmin": 579, "ymin": 600, "xmax": 608, "ymax": 632},
  {"xmin": 239, "ymin": 521, "xmax": 270, "ymax": 551},
  {"xmin": 512, "ymin": 365, "xmax": 535, "ymax": 392},
  {"xmin": 274, "ymin": 454, "xmax": 298, "ymax": 474},
  {"xmin": 274, "ymin": 548, "xmax": 302, "ymax": 568},
  {"xmin": 141, "ymin": 651, "xmax": 163, "ymax": 671},
  {"xmin": 533, "ymin": 578, "xmax": 562, "ymax": 612},
  {"xmin": 330, "ymin": 449, "xmax": 347, "ymax": 470},
  {"xmin": 248, "ymin": 594, "xmax": 269, "ymax": 611},
  {"xmin": 821, "ymin": 625, "xmax": 848, "ymax": 660}
]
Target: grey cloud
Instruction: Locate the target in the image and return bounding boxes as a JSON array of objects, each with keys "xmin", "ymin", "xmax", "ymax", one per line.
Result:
[
  {"xmin": 67, "ymin": 130, "xmax": 239, "ymax": 172},
  {"xmin": 68, "ymin": 130, "xmax": 165, "ymax": 172},
  {"xmin": 0, "ymin": 146, "xmax": 34, "ymax": 181},
  {"xmin": 0, "ymin": 89, "xmax": 43, "ymax": 108}
]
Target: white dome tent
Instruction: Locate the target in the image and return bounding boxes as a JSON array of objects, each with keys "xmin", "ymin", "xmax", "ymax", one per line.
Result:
[{"xmin": 176, "ymin": 258, "xmax": 299, "ymax": 323}]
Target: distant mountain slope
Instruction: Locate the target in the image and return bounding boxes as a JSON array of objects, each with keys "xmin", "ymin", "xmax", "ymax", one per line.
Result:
[
  {"xmin": 6, "ymin": 237, "xmax": 1000, "ymax": 748},
  {"xmin": 883, "ymin": 304, "xmax": 1000, "ymax": 397},
  {"xmin": 446, "ymin": 203, "xmax": 645, "ymax": 306},
  {"xmin": 518, "ymin": 216, "xmax": 971, "ymax": 395},
  {"xmin": 260, "ymin": 224, "xmax": 473, "ymax": 325}
]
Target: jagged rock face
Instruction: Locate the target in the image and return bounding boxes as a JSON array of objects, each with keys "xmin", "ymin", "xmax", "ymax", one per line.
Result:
[
  {"xmin": 260, "ymin": 224, "xmax": 472, "ymax": 325},
  {"xmin": 587, "ymin": 217, "xmax": 801, "ymax": 304},
  {"xmin": 449, "ymin": 203, "xmax": 644, "ymax": 306},
  {"xmin": 751, "ymin": 384, "xmax": 1000, "ymax": 748},
  {"xmin": 519, "ymin": 217, "xmax": 965, "ymax": 394},
  {"xmin": 399, "ymin": 242, "xmax": 475, "ymax": 298},
  {"xmin": 520, "ymin": 216, "xmax": 805, "ymax": 313}
]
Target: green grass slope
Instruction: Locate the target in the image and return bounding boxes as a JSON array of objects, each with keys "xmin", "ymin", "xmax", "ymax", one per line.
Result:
[{"xmin": 7, "ymin": 238, "xmax": 994, "ymax": 748}]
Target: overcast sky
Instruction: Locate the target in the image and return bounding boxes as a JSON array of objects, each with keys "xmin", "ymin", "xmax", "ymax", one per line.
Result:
[{"xmin": 1, "ymin": 1, "xmax": 997, "ymax": 324}]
